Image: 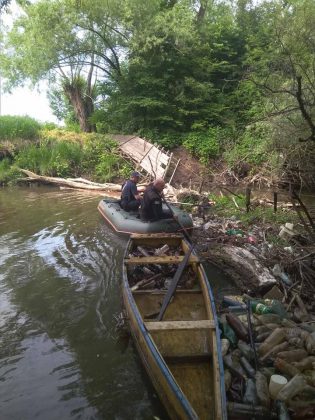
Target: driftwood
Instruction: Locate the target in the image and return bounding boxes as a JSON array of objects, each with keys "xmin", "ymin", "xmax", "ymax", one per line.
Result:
[
  {"xmin": 131, "ymin": 273, "xmax": 163, "ymax": 291},
  {"xmin": 19, "ymin": 169, "xmax": 122, "ymax": 191},
  {"xmin": 205, "ymin": 245, "xmax": 277, "ymax": 291},
  {"xmin": 18, "ymin": 169, "xmax": 203, "ymax": 205}
]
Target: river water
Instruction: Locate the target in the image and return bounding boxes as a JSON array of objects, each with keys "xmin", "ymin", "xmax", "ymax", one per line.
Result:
[{"xmin": 0, "ymin": 186, "xmax": 168, "ymax": 420}]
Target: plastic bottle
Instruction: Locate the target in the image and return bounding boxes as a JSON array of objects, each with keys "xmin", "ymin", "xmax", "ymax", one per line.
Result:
[
  {"xmin": 223, "ymin": 296, "xmax": 243, "ymax": 307},
  {"xmin": 219, "ymin": 315, "xmax": 237, "ymax": 346},
  {"xmin": 305, "ymin": 334, "xmax": 315, "ymax": 354},
  {"xmin": 256, "ymin": 313, "xmax": 282, "ymax": 325},
  {"xmin": 288, "ymin": 337, "xmax": 304, "ymax": 348},
  {"xmin": 277, "ymin": 349, "xmax": 308, "ymax": 362},
  {"xmin": 253, "ymin": 303, "xmax": 273, "ymax": 315},
  {"xmin": 260, "ymin": 367, "xmax": 276, "ymax": 380},
  {"xmin": 223, "ymin": 353, "xmax": 246, "ymax": 379},
  {"xmin": 227, "ymin": 402, "xmax": 270, "ymax": 418},
  {"xmin": 293, "ymin": 356, "xmax": 315, "ymax": 371},
  {"xmin": 224, "ymin": 370, "xmax": 232, "ymax": 391},
  {"xmin": 256, "ymin": 325, "xmax": 272, "ymax": 334},
  {"xmin": 274, "ymin": 358, "xmax": 300, "ymax": 378},
  {"xmin": 269, "ymin": 375, "xmax": 288, "ymax": 399},
  {"xmin": 260, "ymin": 341, "xmax": 289, "ymax": 362},
  {"xmin": 221, "ymin": 338, "xmax": 230, "ymax": 357},
  {"xmin": 277, "ymin": 374, "xmax": 307, "ymax": 401},
  {"xmin": 303, "ymin": 370, "xmax": 315, "ymax": 387},
  {"xmin": 265, "ymin": 299, "xmax": 288, "ymax": 317},
  {"xmin": 256, "ymin": 332, "xmax": 271, "ymax": 343},
  {"xmin": 226, "ymin": 305, "xmax": 247, "ymax": 313},
  {"xmin": 258, "ymin": 328, "xmax": 286, "ymax": 357},
  {"xmin": 240, "ymin": 356, "xmax": 255, "ymax": 378},
  {"xmin": 237, "ymin": 340, "xmax": 255, "ymax": 361},
  {"xmin": 275, "ymin": 400, "xmax": 291, "ymax": 420},
  {"xmin": 256, "ymin": 371, "xmax": 270, "ymax": 408},
  {"xmin": 243, "ymin": 378, "xmax": 258, "ymax": 405},
  {"xmin": 226, "ymin": 313, "xmax": 248, "ymax": 341}
]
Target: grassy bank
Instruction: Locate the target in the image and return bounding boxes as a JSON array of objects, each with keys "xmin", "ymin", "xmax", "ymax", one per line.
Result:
[{"xmin": 0, "ymin": 116, "xmax": 132, "ymax": 185}]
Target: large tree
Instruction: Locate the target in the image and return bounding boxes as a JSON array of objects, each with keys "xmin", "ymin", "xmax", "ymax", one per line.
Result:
[
  {"xmin": 0, "ymin": 0, "xmax": 126, "ymax": 131},
  {"xmin": 99, "ymin": 0, "xmax": 245, "ymax": 134}
]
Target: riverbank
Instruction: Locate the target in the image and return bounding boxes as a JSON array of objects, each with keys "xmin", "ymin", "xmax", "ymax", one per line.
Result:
[
  {"xmin": 191, "ymin": 200, "xmax": 315, "ymax": 418},
  {"xmin": 189, "ymin": 196, "xmax": 314, "ymax": 297}
]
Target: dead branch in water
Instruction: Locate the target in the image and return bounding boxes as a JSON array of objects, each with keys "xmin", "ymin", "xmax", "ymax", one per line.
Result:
[{"xmin": 18, "ymin": 169, "xmax": 123, "ymax": 191}]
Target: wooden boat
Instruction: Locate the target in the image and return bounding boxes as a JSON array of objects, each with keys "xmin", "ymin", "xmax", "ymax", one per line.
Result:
[
  {"xmin": 122, "ymin": 233, "xmax": 227, "ymax": 419},
  {"xmin": 98, "ymin": 198, "xmax": 193, "ymax": 235}
]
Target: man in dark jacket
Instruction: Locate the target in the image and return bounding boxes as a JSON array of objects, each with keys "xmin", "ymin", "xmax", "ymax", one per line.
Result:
[
  {"xmin": 140, "ymin": 178, "xmax": 172, "ymax": 221},
  {"xmin": 120, "ymin": 171, "xmax": 141, "ymax": 211}
]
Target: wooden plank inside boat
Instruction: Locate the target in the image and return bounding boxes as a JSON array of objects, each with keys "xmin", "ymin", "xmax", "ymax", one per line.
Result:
[
  {"xmin": 145, "ymin": 320, "xmax": 215, "ymax": 331},
  {"xmin": 130, "ymin": 234, "xmax": 184, "ymax": 247},
  {"xmin": 130, "ymin": 233, "xmax": 183, "ymax": 239},
  {"xmin": 148, "ymin": 327, "xmax": 212, "ymax": 358},
  {"xmin": 125, "ymin": 255, "xmax": 199, "ymax": 264},
  {"xmin": 133, "ymin": 291, "xmax": 207, "ymax": 321}
]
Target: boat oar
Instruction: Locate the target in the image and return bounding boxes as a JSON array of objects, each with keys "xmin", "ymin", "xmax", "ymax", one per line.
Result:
[
  {"xmin": 156, "ymin": 243, "xmax": 195, "ymax": 321},
  {"xmin": 161, "ymin": 195, "xmax": 192, "ymax": 243},
  {"xmin": 156, "ymin": 195, "xmax": 196, "ymax": 321}
]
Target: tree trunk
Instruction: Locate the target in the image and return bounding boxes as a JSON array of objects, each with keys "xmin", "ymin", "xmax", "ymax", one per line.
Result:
[{"xmin": 64, "ymin": 84, "xmax": 95, "ymax": 132}]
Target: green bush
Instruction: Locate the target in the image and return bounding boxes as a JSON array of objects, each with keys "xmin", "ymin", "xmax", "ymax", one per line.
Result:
[
  {"xmin": 7, "ymin": 130, "xmax": 132, "ymax": 183},
  {"xmin": 0, "ymin": 115, "xmax": 41, "ymax": 140},
  {"xmin": 223, "ymin": 123, "xmax": 272, "ymax": 167},
  {"xmin": 15, "ymin": 140, "xmax": 83, "ymax": 177},
  {"xmin": 183, "ymin": 127, "xmax": 223, "ymax": 163}
]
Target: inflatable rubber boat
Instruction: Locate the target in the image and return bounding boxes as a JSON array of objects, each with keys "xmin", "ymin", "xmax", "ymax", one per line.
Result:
[{"xmin": 98, "ymin": 199, "xmax": 193, "ymax": 235}]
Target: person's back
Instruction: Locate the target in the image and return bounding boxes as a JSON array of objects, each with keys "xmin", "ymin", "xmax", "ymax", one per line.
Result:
[
  {"xmin": 141, "ymin": 178, "xmax": 171, "ymax": 221},
  {"xmin": 120, "ymin": 171, "xmax": 141, "ymax": 212}
]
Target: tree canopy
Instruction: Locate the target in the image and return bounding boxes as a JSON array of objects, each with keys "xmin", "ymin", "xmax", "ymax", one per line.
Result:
[{"xmin": 1, "ymin": 0, "xmax": 315, "ymax": 184}]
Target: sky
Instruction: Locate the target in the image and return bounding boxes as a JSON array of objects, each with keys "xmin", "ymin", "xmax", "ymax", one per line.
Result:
[
  {"xmin": 1, "ymin": 84, "xmax": 58, "ymax": 123},
  {"xmin": 1, "ymin": 85, "xmax": 59, "ymax": 123},
  {"xmin": 0, "ymin": 1, "xmax": 58, "ymax": 123}
]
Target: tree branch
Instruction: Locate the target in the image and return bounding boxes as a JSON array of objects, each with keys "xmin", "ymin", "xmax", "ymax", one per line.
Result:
[{"xmin": 296, "ymin": 76, "xmax": 315, "ymax": 142}]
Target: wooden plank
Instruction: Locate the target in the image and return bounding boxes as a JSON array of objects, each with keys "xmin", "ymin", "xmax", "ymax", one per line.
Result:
[
  {"xmin": 164, "ymin": 354, "xmax": 212, "ymax": 363},
  {"xmin": 149, "ymin": 329, "xmax": 211, "ymax": 358},
  {"xmin": 132, "ymin": 289, "xmax": 202, "ymax": 295},
  {"xmin": 130, "ymin": 233, "xmax": 183, "ymax": 239},
  {"xmin": 125, "ymin": 255, "xmax": 199, "ymax": 265},
  {"xmin": 145, "ymin": 320, "xmax": 215, "ymax": 331},
  {"xmin": 111, "ymin": 134, "xmax": 136, "ymax": 145}
]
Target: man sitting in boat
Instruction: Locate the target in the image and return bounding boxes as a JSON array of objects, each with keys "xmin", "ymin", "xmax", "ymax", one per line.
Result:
[
  {"xmin": 140, "ymin": 178, "xmax": 173, "ymax": 221},
  {"xmin": 120, "ymin": 171, "xmax": 142, "ymax": 212}
]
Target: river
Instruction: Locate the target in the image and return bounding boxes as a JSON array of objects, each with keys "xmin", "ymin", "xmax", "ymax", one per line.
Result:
[{"xmin": 0, "ymin": 186, "xmax": 168, "ymax": 420}]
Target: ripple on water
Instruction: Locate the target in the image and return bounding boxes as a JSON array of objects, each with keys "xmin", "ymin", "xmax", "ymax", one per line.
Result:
[{"xmin": 0, "ymin": 187, "xmax": 166, "ymax": 420}]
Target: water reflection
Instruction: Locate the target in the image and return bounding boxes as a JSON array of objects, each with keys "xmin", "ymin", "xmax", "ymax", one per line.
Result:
[{"xmin": 0, "ymin": 186, "xmax": 166, "ymax": 419}]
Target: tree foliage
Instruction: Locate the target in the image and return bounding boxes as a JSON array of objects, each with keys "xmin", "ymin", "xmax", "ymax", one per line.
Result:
[{"xmin": 1, "ymin": 0, "xmax": 315, "ymax": 184}]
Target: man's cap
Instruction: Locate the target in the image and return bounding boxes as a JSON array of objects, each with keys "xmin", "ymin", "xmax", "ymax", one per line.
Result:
[{"xmin": 131, "ymin": 171, "xmax": 140, "ymax": 177}]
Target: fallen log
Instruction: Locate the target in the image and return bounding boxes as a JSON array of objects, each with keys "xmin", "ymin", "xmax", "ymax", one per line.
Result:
[
  {"xmin": 18, "ymin": 169, "xmax": 123, "ymax": 191},
  {"xmin": 17, "ymin": 168, "xmax": 213, "ymax": 207},
  {"xmin": 204, "ymin": 245, "xmax": 277, "ymax": 291}
]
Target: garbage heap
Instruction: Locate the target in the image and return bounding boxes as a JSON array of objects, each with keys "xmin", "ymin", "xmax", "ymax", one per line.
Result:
[{"xmin": 220, "ymin": 296, "xmax": 315, "ymax": 419}]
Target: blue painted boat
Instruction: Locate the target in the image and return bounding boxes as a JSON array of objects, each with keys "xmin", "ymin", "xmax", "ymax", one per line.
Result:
[
  {"xmin": 98, "ymin": 198, "xmax": 193, "ymax": 235},
  {"xmin": 122, "ymin": 233, "xmax": 227, "ymax": 419}
]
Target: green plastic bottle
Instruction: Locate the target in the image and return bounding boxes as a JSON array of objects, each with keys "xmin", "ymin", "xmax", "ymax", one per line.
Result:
[{"xmin": 250, "ymin": 300, "xmax": 272, "ymax": 315}]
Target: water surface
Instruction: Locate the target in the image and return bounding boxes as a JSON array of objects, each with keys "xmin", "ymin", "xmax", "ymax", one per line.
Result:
[{"xmin": 0, "ymin": 186, "xmax": 166, "ymax": 420}]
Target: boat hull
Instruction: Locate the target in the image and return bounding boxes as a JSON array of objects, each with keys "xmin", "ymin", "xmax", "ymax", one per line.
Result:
[
  {"xmin": 98, "ymin": 199, "xmax": 193, "ymax": 235},
  {"xmin": 122, "ymin": 234, "xmax": 227, "ymax": 420}
]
